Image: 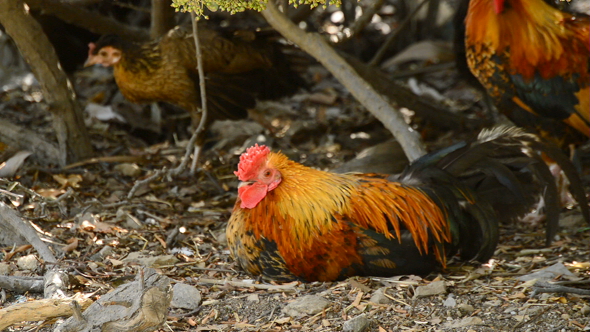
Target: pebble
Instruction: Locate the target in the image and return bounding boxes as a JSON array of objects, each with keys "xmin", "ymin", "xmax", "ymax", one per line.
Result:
[
  {"xmin": 457, "ymin": 303, "xmax": 475, "ymax": 315},
  {"xmin": 343, "ymin": 314, "xmax": 371, "ymax": 332},
  {"xmin": 369, "ymin": 288, "xmax": 391, "ymax": 304},
  {"xmin": 581, "ymin": 304, "xmax": 590, "ymax": 316},
  {"xmin": 282, "ymin": 295, "xmax": 331, "ymax": 317},
  {"xmin": 17, "ymin": 254, "xmax": 38, "ymax": 271},
  {"xmin": 113, "ymin": 163, "xmax": 142, "ymax": 177},
  {"xmin": 443, "ymin": 294, "xmax": 456, "ymax": 307},
  {"xmin": 122, "ymin": 252, "xmax": 179, "ymax": 268},
  {"xmin": 443, "ymin": 317, "xmax": 483, "ymax": 328},
  {"xmin": 171, "ymin": 283, "xmax": 202, "ymax": 310},
  {"xmin": 247, "ymin": 294, "xmax": 260, "ymax": 303},
  {"xmin": 0, "ymin": 262, "xmax": 11, "ymax": 275},
  {"xmin": 414, "ymin": 280, "xmax": 446, "ymax": 298}
]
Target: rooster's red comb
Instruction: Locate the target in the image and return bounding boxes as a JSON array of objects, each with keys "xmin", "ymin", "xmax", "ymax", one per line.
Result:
[{"xmin": 235, "ymin": 144, "xmax": 270, "ymax": 181}]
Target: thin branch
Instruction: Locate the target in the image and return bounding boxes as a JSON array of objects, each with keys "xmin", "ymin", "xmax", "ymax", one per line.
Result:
[
  {"xmin": 262, "ymin": 0, "xmax": 426, "ymax": 161},
  {"xmin": 24, "ymin": 0, "xmax": 149, "ymax": 41},
  {"xmin": 335, "ymin": 0, "xmax": 385, "ymax": 44},
  {"xmin": 169, "ymin": 12, "xmax": 209, "ymax": 177}
]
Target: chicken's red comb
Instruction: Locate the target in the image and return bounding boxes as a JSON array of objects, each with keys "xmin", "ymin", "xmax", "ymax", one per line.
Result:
[{"xmin": 235, "ymin": 144, "xmax": 270, "ymax": 181}]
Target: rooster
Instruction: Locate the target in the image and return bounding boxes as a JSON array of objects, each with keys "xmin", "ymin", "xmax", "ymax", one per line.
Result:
[
  {"xmin": 227, "ymin": 127, "xmax": 589, "ymax": 282},
  {"xmin": 84, "ymin": 25, "xmax": 306, "ymax": 138},
  {"xmin": 464, "ymin": 0, "xmax": 590, "ymax": 140}
]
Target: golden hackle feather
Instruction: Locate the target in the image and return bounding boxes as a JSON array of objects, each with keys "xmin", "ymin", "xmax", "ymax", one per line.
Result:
[
  {"xmin": 242, "ymin": 152, "xmax": 451, "ymax": 269},
  {"xmin": 466, "ymin": 0, "xmax": 589, "ymax": 81}
]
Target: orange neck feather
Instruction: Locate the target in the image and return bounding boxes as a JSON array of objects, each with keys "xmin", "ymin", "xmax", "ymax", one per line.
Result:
[
  {"xmin": 466, "ymin": 0, "xmax": 590, "ymax": 80},
  {"xmin": 237, "ymin": 152, "xmax": 451, "ymax": 267}
]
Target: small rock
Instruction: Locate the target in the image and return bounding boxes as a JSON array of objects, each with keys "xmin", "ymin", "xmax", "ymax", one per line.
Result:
[
  {"xmin": 414, "ymin": 280, "xmax": 446, "ymax": 298},
  {"xmin": 343, "ymin": 314, "xmax": 371, "ymax": 332},
  {"xmin": 0, "ymin": 262, "xmax": 11, "ymax": 275},
  {"xmin": 443, "ymin": 294, "xmax": 456, "ymax": 307},
  {"xmin": 370, "ymin": 288, "xmax": 391, "ymax": 304},
  {"xmin": 113, "ymin": 163, "xmax": 142, "ymax": 177},
  {"xmin": 457, "ymin": 303, "xmax": 475, "ymax": 315},
  {"xmin": 247, "ymin": 294, "xmax": 260, "ymax": 302},
  {"xmin": 17, "ymin": 254, "xmax": 38, "ymax": 271},
  {"xmin": 443, "ymin": 317, "xmax": 483, "ymax": 328},
  {"xmin": 282, "ymin": 295, "xmax": 330, "ymax": 317},
  {"xmin": 123, "ymin": 252, "xmax": 179, "ymax": 268},
  {"xmin": 581, "ymin": 304, "xmax": 590, "ymax": 316},
  {"xmin": 171, "ymin": 283, "xmax": 201, "ymax": 310}
]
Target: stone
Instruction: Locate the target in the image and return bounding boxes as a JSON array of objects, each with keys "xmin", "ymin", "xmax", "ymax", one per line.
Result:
[
  {"xmin": 457, "ymin": 303, "xmax": 475, "ymax": 316},
  {"xmin": 414, "ymin": 280, "xmax": 446, "ymax": 298},
  {"xmin": 443, "ymin": 317, "xmax": 483, "ymax": 328},
  {"xmin": 16, "ymin": 254, "xmax": 38, "ymax": 271},
  {"xmin": 0, "ymin": 262, "xmax": 11, "ymax": 275},
  {"xmin": 122, "ymin": 252, "xmax": 179, "ymax": 268},
  {"xmin": 370, "ymin": 288, "xmax": 391, "ymax": 304},
  {"xmin": 282, "ymin": 295, "xmax": 330, "ymax": 317},
  {"xmin": 343, "ymin": 314, "xmax": 372, "ymax": 332},
  {"xmin": 171, "ymin": 283, "xmax": 201, "ymax": 310}
]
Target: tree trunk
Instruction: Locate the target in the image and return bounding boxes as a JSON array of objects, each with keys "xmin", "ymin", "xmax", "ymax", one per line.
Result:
[
  {"xmin": 0, "ymin": 0, "xmax": 93, "ymax": 165},
  {"xmin": 151, "ymin": 0, "xmax": 176, "ymax": 39}
]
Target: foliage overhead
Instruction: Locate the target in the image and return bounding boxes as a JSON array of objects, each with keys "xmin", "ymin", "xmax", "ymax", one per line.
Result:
[{"xmin": 171, "ymin": 0, "xmax": 340, "ymax": 16}]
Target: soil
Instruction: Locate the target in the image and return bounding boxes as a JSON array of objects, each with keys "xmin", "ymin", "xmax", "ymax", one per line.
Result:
[{"xmin": 0, "ymin": 49, "xmax": 589, "ymax": 332}]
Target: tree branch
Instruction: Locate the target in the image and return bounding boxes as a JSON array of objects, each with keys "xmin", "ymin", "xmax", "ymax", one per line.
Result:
[
  {"xmin": 25, "ymin": 0, "xmax": 149, "ymax": 41},
  {"xmin": 262, "ymin": 1, "xmax": 426, "ymax": 161}
]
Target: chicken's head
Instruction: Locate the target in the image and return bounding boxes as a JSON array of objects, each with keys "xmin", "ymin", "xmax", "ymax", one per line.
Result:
[
  {"xmin": 84, "ymin": 35, "xmax": 125, "ymax": 67},
  {"xmin": 235, "ymin": 144, "xmax": 282, "ymax": 209}
]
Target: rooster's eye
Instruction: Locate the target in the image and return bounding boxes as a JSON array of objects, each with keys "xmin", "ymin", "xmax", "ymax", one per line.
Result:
[{"xmin": 263, "ymin": 170, "xmax": 271, "ymax": 177}]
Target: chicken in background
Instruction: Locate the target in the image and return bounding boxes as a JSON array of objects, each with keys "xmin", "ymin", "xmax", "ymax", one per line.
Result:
[
  {"xmin": 227, "ymin": 127, "xmax": 589, "ymax": 282},
  {"xmin": 84, "ymin": 25, "xmax": 307, "ymax": 143},
  {"xmin": 464, "ymin": 0, "xmax": 590, "ymax": 142}
]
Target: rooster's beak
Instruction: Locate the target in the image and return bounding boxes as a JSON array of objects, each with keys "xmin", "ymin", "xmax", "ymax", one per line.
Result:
[{"xmin": 238, "ymin": 181, "xmax": 254, "ymax": 189}]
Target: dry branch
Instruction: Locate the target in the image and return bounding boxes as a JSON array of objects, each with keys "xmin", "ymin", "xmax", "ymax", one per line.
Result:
[
  {"xmin": 262, "ymin": 1, "xmax": 426, "ymax": 161},
  {"xmin": 0, "ymin": 119, "xmax": 61, "ymax": 165},
  {"xmin": 0, "ymin": 295, "xmax": 93, "ymax": 331},
  {"xmin": 0, "ymin": 202, "xmax": 57, "ymax": 263},
  {"xmin": 25, "ymin": 0, "xmax": 149, "ymax": 41},
  {"xmin": 54, "ymin": 268, "xmax": 172, "ymax": 332},
  {"xmin": 0, "ymin": 276, "xmax": 44, "ymax": 294}
]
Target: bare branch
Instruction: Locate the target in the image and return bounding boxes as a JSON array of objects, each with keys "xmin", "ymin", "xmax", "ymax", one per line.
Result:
[{"xmin": 262, "ymin": 1, "xmax": 426, "ymax": 161}]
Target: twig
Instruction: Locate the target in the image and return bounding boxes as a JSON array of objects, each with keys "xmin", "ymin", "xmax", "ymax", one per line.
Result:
[
  {"xmin": 369, "ymin": 0, "xmax": 430, "ymax": 66},
  {"xmin": 169, "ymin": 12, "xmax": 209, "ymax": 177},
  {"xmin": 0, "ymin": 202, "xmax": 57, "ymax": 263},
  {"xmin": 335, "ymin": 0, "xmax": 385, "ymax": 44},
  {"xmin": 532, "ymin": 281, "xmax": 590, "ymax": 296},
  {"xmin": 198, "ymin": 278, "xmax": 298, "ymax": 292},
  {"xmin": 128, "ymin": 168, "xmax": 167, "ymax": 199}
]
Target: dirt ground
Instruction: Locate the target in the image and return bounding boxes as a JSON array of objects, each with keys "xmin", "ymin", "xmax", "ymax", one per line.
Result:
[{"xmin": 0, "ymin": 51, "xmax": 589, "ymax": 332}]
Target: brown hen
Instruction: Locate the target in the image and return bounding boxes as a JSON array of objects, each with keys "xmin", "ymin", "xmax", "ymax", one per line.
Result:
[{"xmin": 85, "ymin": 25, "xmax": 306, "ymax": 140}]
